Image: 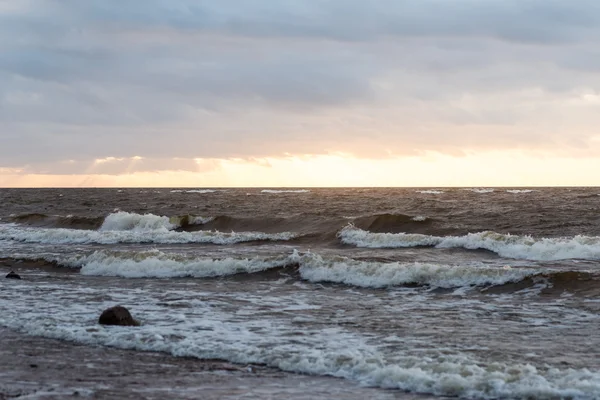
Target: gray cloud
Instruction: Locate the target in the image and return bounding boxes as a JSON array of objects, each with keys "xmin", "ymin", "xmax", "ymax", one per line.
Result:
[{"xmin": 1, "ymin": 1, "xmax": 600, "ymax": 174}]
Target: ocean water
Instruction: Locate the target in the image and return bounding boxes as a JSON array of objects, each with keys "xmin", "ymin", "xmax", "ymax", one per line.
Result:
[{"xmin": 1, "ymin": 187, "xmax": 600, "ymax": 399}]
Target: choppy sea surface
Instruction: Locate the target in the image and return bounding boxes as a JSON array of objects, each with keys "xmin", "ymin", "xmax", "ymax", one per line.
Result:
[{"xmin": 2, "ymin": 187, "xmax": 600, "ymax": 399}]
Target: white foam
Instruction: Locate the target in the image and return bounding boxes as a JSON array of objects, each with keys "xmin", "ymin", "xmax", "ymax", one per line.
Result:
[
  {"xmin": 1, "ymin": 279, "xmax": 599, "ymax": 399},
  {"xmin": 261, "ymin": 189, "xmax": 310, "ymax": 194},
  {"xmin": 80, "ymin": 249, "xmax": 294, "ymax": 278},
  {"xmin": 507, "ymin": 189, "xmax": 535, "ymax": 194},
  {"xmin": 0, "ymin": 223, "xmax": 296, "ymax": 245},
  {"xmin": 294, "ymin": 252, "xmax": 538, "ymax": 289},
  {"xmin": 338, "ymin": 226, "xmax": 600, "ymax": 261},
  {"xmin": 100, "ymin": 211, "xmax": 175, "ymax": 232},
  {"xmin": 338, "ymin": 225, "xmax": 441, "ymax": 248},
  {"xmin": 171, "ymin": 189, "xmax": 218, "ymax": 194},
  {"xmin": 463, "ymin": 188, "xmax": 495, "ymax": 193},
  {"xmin": 189, "ymin": 216, "xmax": 214, "ymax": 225},
  {"xmin": 411, "ymin": 215, "xmax": 427, "ymax": 221},
  {"xmin": 415, "ymin": 190, "xmax": 444, "ymax": 194}
]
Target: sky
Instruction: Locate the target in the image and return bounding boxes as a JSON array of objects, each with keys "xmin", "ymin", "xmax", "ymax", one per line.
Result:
[{"xmin": 1, "ymin": 0, "xmax": 600, "ymax": 187}]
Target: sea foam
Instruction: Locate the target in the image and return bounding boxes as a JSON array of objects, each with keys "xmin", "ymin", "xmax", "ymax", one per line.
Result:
[
  {"xmin": 294, "ymin": 252, "xmax": 538, "ymax": 288},
  {"xmin": 80, "ymin": 250, "xmax": 294, "ymax": 278},
  {"xmin": 338, "ymin": 225, "xmax": 600, "ymax": 261},
  {"xmin": 73, "ymin": 249, "xmax": 539, "ymax": 290},
  {"xmin": 100, "ymin": 211, "xmax": 175, "ymax": 231},
  {"xmin": 1, "ymin": 278, "xmax": 599, "ymax": 399},
  {"xmin": 0, "ymin": 223, "xmax": 296, "ymax": 245}
]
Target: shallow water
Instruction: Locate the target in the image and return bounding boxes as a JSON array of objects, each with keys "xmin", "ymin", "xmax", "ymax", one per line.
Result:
[{"xmin": 1, "ymin": 188, "xmax": 600, "ymax": 399}]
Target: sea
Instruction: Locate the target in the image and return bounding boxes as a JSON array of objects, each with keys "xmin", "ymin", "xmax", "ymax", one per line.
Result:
[{"xmin": 1, "ymin": 187, "xmax": 600, "ymax": 399}]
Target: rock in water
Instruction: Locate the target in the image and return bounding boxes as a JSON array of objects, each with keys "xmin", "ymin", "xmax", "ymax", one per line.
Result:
[
  {"xmin": 5, "ymin": 271, "xmax": 21, "ymax": 279},
  {"xmin": 98, "ymin": 306, "xmax": 140, "ymax": 326}
]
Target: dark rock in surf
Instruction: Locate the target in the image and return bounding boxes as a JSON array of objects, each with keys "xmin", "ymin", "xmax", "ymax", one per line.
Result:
[
  {"xmin": 5, "ymin": 271, "xmax": 21, "ymax": 279},
  {"xmin": 98, "ymin": 306, "xmax": 140, "ymax": 326}
]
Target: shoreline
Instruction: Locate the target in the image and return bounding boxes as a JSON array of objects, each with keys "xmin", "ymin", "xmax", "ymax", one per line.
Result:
[{"xmin": 0, "ymin": 327, "xmax": 429, "ymax": 400}]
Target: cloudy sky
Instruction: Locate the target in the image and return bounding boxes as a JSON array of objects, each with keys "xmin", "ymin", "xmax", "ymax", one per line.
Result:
[{"xmin": 2, "ymin": 0, "xmax": 600, "ymax": 187}]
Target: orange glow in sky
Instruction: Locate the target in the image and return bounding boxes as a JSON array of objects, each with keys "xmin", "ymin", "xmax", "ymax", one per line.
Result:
[{"xmin": 2, "ymin": 151, "xmax": 599, "ymax": 188}]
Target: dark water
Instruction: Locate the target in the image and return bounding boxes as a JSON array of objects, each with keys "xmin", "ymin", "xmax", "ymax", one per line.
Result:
[{"xmin": 1, "ymin": 188, "xmax": 600, "ymax": 399}]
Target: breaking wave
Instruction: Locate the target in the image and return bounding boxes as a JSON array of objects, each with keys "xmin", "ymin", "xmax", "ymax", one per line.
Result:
[
  {"xmin": 338, "ymin": 225, "xmax": 600, "ymax": 261},
  {"xmin": 295, "ymin": 252, "xmax": 539, "ymax": 288},
  {"xmin": 8, "ymin": 212, "xmax": 215, "ymax": 232},
  {"xmin": 463, "ymin": 188, "xmax": 495, "ymax": 193},
  {"xmin": 79, "ymin": 250, "xmax": 296, "ymax": 278},
  {"xmin": 6, "ymin": 250, "xmax": 600, "ymax": 296},
  {"xmin": 0, "ymin": 223, "xmax": 296, "ymax": 245},
  {"xmin": 507, "ymin": 189, "xmax": 535, "ymax": 194},
  {"xmin": 415, "ymin": 189, "xmax": 444, "ymax": 194},
  {"xmin": 100, "ymin": 211, "xmax": 175, "ymax": 231}
]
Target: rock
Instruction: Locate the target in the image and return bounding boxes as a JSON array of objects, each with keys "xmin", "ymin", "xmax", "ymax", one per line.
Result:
[
  {"xmin": 5, "ymin": 271, "xmax": 21, "ymax": 279},
  {"xmin": 98, "ymin": 306, "xmax": 140, "ymax": 326}
]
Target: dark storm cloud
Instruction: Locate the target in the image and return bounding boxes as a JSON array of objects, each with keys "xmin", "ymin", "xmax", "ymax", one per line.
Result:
[{"xmin": 1, "ymin": 0, "xmax": 600, "ymax": 174}]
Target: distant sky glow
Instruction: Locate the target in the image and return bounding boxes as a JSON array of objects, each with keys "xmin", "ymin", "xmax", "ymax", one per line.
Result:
[{"xmin": 2, "ymin": 1, "xmax": 600, "ymax": 187}]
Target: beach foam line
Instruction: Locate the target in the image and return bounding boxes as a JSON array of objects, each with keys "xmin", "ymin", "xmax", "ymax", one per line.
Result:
[{"xmin": 1, "ymin": 280, "xmax": 599, "ymax": 399}]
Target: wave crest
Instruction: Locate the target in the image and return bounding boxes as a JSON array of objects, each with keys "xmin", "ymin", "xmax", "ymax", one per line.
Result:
[
  {"xmin": 100, "ymin": 211, "xmax": 175, "ymax": 231},
  {"xmin": 294, "ymin": 252, "xmax": 539, "ymax": 288},
  {"xmin": 0, "ymin": 224, "xmax": 297, "ymax": 245},
  {"xmin": 80, "ymin": 249, "xmax": 296, "ymax": 278},
  {"xmin": 338, "ymin": 226, "xmax": 600, "ymax": 261},
  {"xmin": 352, "ymin": 213, "xmax": 434, "ymax": 234}
]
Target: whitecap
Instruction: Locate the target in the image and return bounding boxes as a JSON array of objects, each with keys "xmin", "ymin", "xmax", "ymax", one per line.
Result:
[{"xmin": 338, "ymin": 225, "xmax": 600, "ymax": 261}]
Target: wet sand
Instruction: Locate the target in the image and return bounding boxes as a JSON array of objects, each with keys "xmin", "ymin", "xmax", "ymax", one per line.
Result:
[{"xmin": 0, "ymin": 328, "xmax": 431, "ymax": 400}]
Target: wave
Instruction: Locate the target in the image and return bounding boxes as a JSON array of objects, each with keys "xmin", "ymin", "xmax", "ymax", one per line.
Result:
[
  {"xmin": 7, "ymin": 249, "xmax": 600, "ymax": 297},
  {"xmin": 0, "ymin": 223, "xmax": 296, "ymax": 245},
  {"xmin": 352, "ymin": 213, "xmax": 436, "ymax": 234},
  {"xmin": 295, "ymin": 252, "xmax": 539, "ymax": 289},
  {"xmin": 338, "ymin": 225, "xmax": 600, "ymax": 261},
  {"xmin": 100, "ymin": 211, "xmax": 175, "ymax": 231},
  {"xmin": 9, "ymin": 211, "xmax": 218, "ymax": 232},
  {"xmin": 100, "ymin": 212, "xmax": 216, "ymax": 232},
  {"xmin": 170, "ymin": 189, "xmax": 218, "ymax": 194},
  {"xmin": 79, "ymin": 250, "xmax": 296, "ymax": 278},
  {"xmin": 8, "ymin": 211, "xmax": 452, "ymax": 238},
  {"xmin": 4, "ymin": 284, "xmax": 600, "ymax": 400},
  {"xmin": 415, "ymin": 189, "xmax": 444, "ymax": 194},
  {"xmin": 463, "ymin": 188, "xmax": 495, "ymax": 193},
  {"xmin": 8, "ymin": 213, "xmax": 104, "ymax": 230},
  {"xmin": 261, "ymin": 189, "xmax": 310, "ymax": 194},
  {"xmin": 297, "ymin": 252, "xmax": 600, "ymax": 295},
  {"xmin": 8, "ymin": 211, "xmax": 317, "ymax": 235},
  {"xmin": 507, "ymin": 189, "xmax": 535, "ymax": 194}
]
